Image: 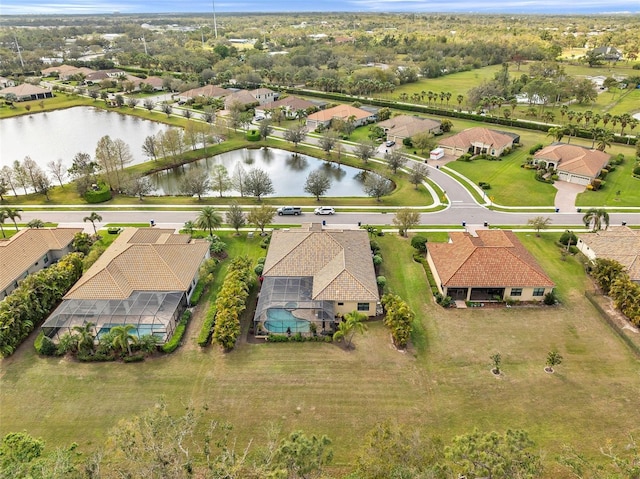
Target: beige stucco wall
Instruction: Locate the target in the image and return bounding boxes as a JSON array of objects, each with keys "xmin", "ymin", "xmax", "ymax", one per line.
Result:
[
  {"xmin": 426, "ymin": 251, "xmax": 445, "ymax": 295},
  {"xmin": 334, "ymin": 300, "xmax": 377, "ymax": 317},
  {"xmin": 505, "ymin": 287, "xmax": 553, "ymax": 301}
]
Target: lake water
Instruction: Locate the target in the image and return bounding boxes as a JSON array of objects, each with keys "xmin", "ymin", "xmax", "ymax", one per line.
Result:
[
  {"xmin": 0, "ymin": 106, "xmax": 172, "ymax": 170},
  {"xmin": 149, "ymin": 148, "xmax": 370, "ymax": 197}
]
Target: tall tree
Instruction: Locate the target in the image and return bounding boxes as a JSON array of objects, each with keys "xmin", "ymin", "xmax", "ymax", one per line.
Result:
[
  {"xmin": 392, "ymin": 208, "xmax": 420, "ymax": 237},
  {"xmin": 0, "ymin": 166, "xmax": 18, "ymax": 196},
  {"xmin": 363, "ymin": 174, "xmax": 393, "ymax": 201},
  {"xmin": 2, "ymin": 207, "xmax": 22, "ymax": 232},
  {"xmin": 318, "ymin": 129, "xmax": 340, "ymax": 156},
  {"xmin": 225, "ymin": 202, "xmax": 245, "ymax": 235},
  {"xmin": 180, "ymin": 168, "xmax": 211, "ymax": 200},
  {"xmin": 95, "ymin": 135, "xmax": 119, "ymax": 189},
  {"xmin": 527, "ymin": 216, "xmax": 551, "ymax": 236},
  {"xmin": 258, "ymin": 118, "xmax": 273, "ymax": 141},
  {"xmin": 210, "ymin": 164, "xmax": 232, "ymax": 197},
  {"xmin": 283, "ymin": 125, "xmax": 307, "ymax": 149},
  {"xmin": 409, "ymin": 163, "xmax": 429, "ymax": 189},
  {"xmin": 196, "ymin": 206, "xmax": 223, "ymax": 236},
  {"xmin": 46, "ymin": 159, "xmax": 67, "ymax": 188},
  {"xmin": 142, "ymin": 135, "xmax": 158, "ymax": 161},
  {"xmin": 245, "ymin": 168, "xmax": 275, "ymax": 201},
  {"xmin": 385, "ymin": 150, "xmax": 407, "ymax": 174},
  {"xmin": 83, "ymin": 212, "xmax": 102, "ymax": 234},
  {"xmin": 353, "ymin": 140, "xmax": 377, "ymax": 164},
  {"xmin": 247, "ymin": 205, "xmax": 276, "ymax": 235},
  {"xmin": 231, "ymin": 163, "xmax": 247, "ymax": 197},
  {"xmin": 304, "ymin": 170, "xmax": 332, "ymax": 201},
  {"xmin": 122, "ymin": 173, "xmax": 153, "ymax": 201}
]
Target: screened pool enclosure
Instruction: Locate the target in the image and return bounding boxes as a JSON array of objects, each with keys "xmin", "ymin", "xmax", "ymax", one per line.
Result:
[
  {"xmin": 253, "ymin": 277, "xmax": 335, "ymax": 336},
  {"xmin": 42, "ymin": 291, "xmax": 186, "ymax": 343}
]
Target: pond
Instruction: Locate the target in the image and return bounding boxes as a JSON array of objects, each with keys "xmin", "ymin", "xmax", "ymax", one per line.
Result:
[
  {"xmin": 0, "ymin": 106, "xmax": 172, "ymax": 170},
  {"xmin": 148, "ymin": 148, "xmax": 372, "ymax": 197}
]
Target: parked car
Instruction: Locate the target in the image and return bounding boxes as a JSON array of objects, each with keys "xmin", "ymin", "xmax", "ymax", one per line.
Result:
[
  {"xmin": 314, "ymin": 206, "xmax": 335, "ymax": 215},
  {"xmin": 277, "ymin": 206, "xmax": 302, "ymax": 216},
  {"xmin": 385, "ymin": 140, "xmax": 396, "ymax": 147}
]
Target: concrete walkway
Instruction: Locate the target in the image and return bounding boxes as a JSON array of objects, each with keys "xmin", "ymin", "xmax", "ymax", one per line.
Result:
[{"xmin": 553, "ymin": 182, "xmax": 585, "ymax": 212}]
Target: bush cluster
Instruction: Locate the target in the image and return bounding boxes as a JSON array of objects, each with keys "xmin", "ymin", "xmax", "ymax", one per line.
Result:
[
  {"xmin": 212, "ymin": 256, "xmax": 255, "ymax": 350},
  {"xmin": 0, "ymin": 253, "xmax": 84, "ymax": 358},
  {"xmin": 266, "ymin": 333, "xmax": 332, "ymax": 343},
  {"xmin": 197, "ymin": 306, "xmax": 217, "ymax": 347},
  {"xmin": 189, "ymin": 281, "xmax": 205, "ymax": 306},
  {"xmin": 478, "ymin": 181, "xmax": 491, "ymax": 190},
  {"xmin": 161, "ymin": 310, "xmax": 191, "ymax": 353},
  {"xmin": 529, "ymin": 143, "xmax": 544, "ymax": 155},
  {"xmin": 84, "ymin": 183, "xmax": 112, "ymax": 203},
  {"xmin": 381, "ymin": 293, "xmax": 415, "ymax": 349}
]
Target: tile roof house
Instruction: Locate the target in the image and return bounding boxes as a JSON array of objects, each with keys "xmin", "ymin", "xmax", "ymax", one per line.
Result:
[
  {"xmin": 306, "ymin": 104, "xmax": 376, "ymax": 129},
  {"xmin": 0, "ymin": 76, "xmax": 16, "ymax": 88},
  {"xmin": 41, "ymin": 228, "xmax": 210, "ymax": 344},
  {"xmin": 378, "ymin": 114, "xmax": 442, "ymax": 143},
  {"xmin": 437, "ymin": 127, "xmax": 519, "ymax": 158},
  {"xmin": 177, "ymin": 85, "xmax": 231, "ymax": 101},
  {"xmin": 0, "ymin": 84, "xmax": 53, "ymax": 101},
  {"xmin": 255, "ymin": 95, "xmax": 317, "ymax": 119},
  {"xmin": 0, "ymin": 228, "xmax": 82, "ymax": 300},
  {"xmin": 533, "ymin": 143, "xmax": 610, "ymax": 186},
  {"xmin": 254, "ymin": 224, "xmax": 379, "ymax": 336},
  {"xmin": 249, "ymin": 87, "xmax": 278, "ymax": 105},
  {"xmin": 224, "ymin": 89, "xmax": 261, "ymax": 110},
  {"xmin": 426, "ymin": 230, "xmax": 555, "ymax": 302},
  {"xmin": 577, "ymin": 226, "xmax": 640, "ymax": 284}
]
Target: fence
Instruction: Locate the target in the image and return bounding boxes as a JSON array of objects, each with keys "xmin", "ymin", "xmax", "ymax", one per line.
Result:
[{"xmin": 584, "ymin": 290, "xmax": 640, "ymax": 358}]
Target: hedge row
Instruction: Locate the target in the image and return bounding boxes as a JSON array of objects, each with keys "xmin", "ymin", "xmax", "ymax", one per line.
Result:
[
  {"xmin": 161, "ymin": 310, "xmax": 192, "ymax": 353},
  {"xmin": 0, "ymin": 253, "xmax": 84, "ymax": 358},
  {"xmin": 279, "ymin": 86, "xmax": 637, "ymax": 146},
  {"xmin": 189, "ymin": 281, "xmax": 206, "ymax": 306},
  {"xmin": 381, "ymin": 293, "xmax": 415, "ymax": 350},
  {"xmin": 211, "ymin": 257, "xmax": 255, "ymax": 350},
  {"xmin": 197, "ymin": 306, "xmax": 217, "ymax": 347},
  {"xmin": 84, "ymin": 184, "xmax": 112, "ymax": 203}
]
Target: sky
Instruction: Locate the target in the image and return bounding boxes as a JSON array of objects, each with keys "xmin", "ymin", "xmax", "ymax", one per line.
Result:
[{"xmin": 0, "ymin": 0, "xmax": 637, "ymax": 15}]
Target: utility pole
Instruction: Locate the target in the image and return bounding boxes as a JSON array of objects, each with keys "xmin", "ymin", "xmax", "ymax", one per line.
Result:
[{"xmin": 14, "ymin": 32, "xmax": 25, "ymax": 69}]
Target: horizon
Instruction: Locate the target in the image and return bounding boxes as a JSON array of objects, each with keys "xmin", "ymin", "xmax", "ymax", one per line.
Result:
[{"xmin": 0, "ymin": 0, "xmax": 638, "ymax": 16}]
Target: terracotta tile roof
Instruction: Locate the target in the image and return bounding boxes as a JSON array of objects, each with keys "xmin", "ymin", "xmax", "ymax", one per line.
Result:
[
  {"xmin": 260, "ymin": 96, "xmax": 316, "ymax": 111},
  {"xmin": 438, "ymin": 127, "xmax": 515, "ymax": 150},
  {"xmin": 250, "ymin": 88, "xmax": 275, "ymax": 95},
  {"xmin": 262, "ymin": 225, "xmax": 379, "ymax": 302},
  {"xmin": 179, "ymin": 85, "xmax": 230, "ymax": 99},
  {"xmin": 428, "ymin": 230, "xmax": 555, "ymax": 288},
  {"xmin": 0, "ymin": 228, "xmax": 82, "ymax": 293},
  {"xmin": 307, "ymin": 104, "xmax": 374, "ymax": 122},
  {"xmin": 378, "ymin": 115, "xmax": 441, "ymax": 138},
  {"xmin": 578, "ymin": 226, "xmax": 640, "ymax": 282},
  {"xmin": 534, "ymin": 143, "xmax": 609, "ymax": 178},
  {"xmin": 225, "ymin": 89, "xmax": 260, "ymax": 107},
  {"xmin": 64, "ymin": 228, "xmax": 209, "ymax": 300}
]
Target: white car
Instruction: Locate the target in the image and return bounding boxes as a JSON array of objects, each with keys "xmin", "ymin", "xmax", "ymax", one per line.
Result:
[{"xmin": 314, "ymin": 206, "xmax": 335, "ymax": 215}]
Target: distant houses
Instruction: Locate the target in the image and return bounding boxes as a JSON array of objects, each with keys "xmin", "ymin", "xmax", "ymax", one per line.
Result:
[
  {"xmin": 437, "ymin": 127, "xmax": 519, "ymax": 158},
  {"xmin": 378, "ymin": 114, "xmax": 442, "ymax": 144},
  {"xmin": 306, "ymin": 104, "xmax": 376, "ymax": 129},
  {"xmin": 0, "ymin": 83, "xmax": 53, "ymax": 101}
]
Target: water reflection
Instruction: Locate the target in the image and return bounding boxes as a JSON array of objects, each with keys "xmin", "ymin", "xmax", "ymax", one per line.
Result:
[{"xmin": 148, "ymin": 148, "xmax": 369, "ymax": 197}]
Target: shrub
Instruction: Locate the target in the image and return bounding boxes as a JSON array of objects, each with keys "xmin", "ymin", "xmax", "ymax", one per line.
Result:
[
  {"xmin": 161, "ymin": 310, "xmax": 191, "ymax": 353},
  {"xmin": 544, "ymin": 291, "xmax": 558, "ymax": 305},
  {"xmin": 257, "ymin": 257, "xmax": 266, "ymax": 264},
  {"xmin": 377, "ymin": 276, "xmax": 387, "ymax": 289},
  {"xmin": 84, "ymin": 183, "xmax": 112, "ymax": 203},
  {"xmin": 633, "ymin": 165, "xmax": 640, "ymax": 176},
  {"xmin": 370, "ymin": 240, "xmax": 381, "ymax": 254},
  {"xmin": 559, "ymin": 231, "xmax": 578, "ymax": 246},
  {"xmin": 381, "ymin": 293, "xmax": 414, "ymax": 349},
  {"xmin": 529, "ymin": 143, "xmax": 543, "ymax": 155},
  {"xmin": 411, "ymin": 235, "xmax": 428, "ymax": 253},
  {"xmin": 198, "ymin": 306, "xmax": 217, "ymax": 347},
  {"xmin": 478, "ymin": 182, "xmax": 491, "ymax": 190},
  {"xmin": 254, "ymin": 264, "xmax": 264, "ymax": 275},
  {"xmin": 123, "ymin": 352, "xmax": 146, "ymax": 363},
  {"xmin": 372, "ymin": 255, "xmax": 383, "ymax": 266},
  {"xmin": 35, "ymin": 332, "xmax": 57, "ymax": 356},
  {"xmin": 189, "ymin": 281, "xmax": 205, "ymax": 306}
]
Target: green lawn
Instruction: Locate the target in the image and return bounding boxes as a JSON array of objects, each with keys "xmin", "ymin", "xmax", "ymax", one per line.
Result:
[
  {"xmin": 1, "ymin": 233, "xmax": 639, "ymax": 477},
  {"xmin": 445, "ymin": 150, "xmax": 558, "ymax": 206},
  {"xmin": 576, "ymin": 157, "xmax": 640, "ymax": 207}
]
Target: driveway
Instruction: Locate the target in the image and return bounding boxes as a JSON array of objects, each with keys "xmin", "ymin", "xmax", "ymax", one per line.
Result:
[{"xmin": 553, "ymin": 181, "xmax": 585, "ymax": 212}]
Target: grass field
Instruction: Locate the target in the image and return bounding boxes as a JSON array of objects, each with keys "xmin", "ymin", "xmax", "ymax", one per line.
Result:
[{"xmin": 1, "ymin": 232, "xmax": 639, "ymax": 477}]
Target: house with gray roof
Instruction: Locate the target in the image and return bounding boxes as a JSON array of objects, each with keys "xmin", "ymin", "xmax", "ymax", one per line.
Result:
[{"xmin": 254, "ymin": 223, "xmax": 379, "ymax": 336}]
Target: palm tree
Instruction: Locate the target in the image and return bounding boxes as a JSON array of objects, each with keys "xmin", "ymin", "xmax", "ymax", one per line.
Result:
[
  {"xmin": 27, "ymin": 219, "xmax": 45, "ymax": 229},
  {"xmin": 195, "ymin": 206, "xmax": 222, "ymax": 236},
  {"xmin": 0, "ymin": 209, "xmax": 7, "ymax": 238},
  {"xmin": 456, "ymin": 94, "xmax": 464, "ymax": 111},
  {"xmin": 72, "ymin": 322, "xmax": 96, "ymax": 355},
  {"xmin": 183, "ymin": 220, "xmax": 195, "ymax": 235},
  {"xmin": 83, "ymin": 212, "xmax": 102, "ymax": 234},
  {"xmin": 583, "ymin": 208, "xmax": 610, "ymax": 231},
  {"xmin": 333, "ymin": 310, "xmax": 368, "ymax": 349},
  {"xmin": 547, "ymin": 126, "xmax": 564, "ymax": 142},
  {"xmin": 2, "ymin": 207, "xmax": 22, "ymax": 232},
  {"xmin": 595, "ymin": 129, "xmax": 614, "ymax": 151},
  {"xmin": 110, "ymin": 324, "xmax": 137, "ymax": 356}
]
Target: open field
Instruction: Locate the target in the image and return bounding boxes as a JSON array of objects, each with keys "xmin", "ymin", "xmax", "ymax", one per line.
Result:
[{"xmin": 1, "ymin": 232, "xmax": 639, "ymax": 476}]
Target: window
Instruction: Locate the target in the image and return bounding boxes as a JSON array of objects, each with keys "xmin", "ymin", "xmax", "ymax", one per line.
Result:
[
  {"xmin": 44, "ymin": 254, "xmax": 49, "ymax": 264},
  {"xmin": 337, "ymin": 302, "xmax": 344, "ymax": 306},
  {"xmin": 510, "ymin": 288, "xmax": 522, "ymax": 297},
  {"xmin": 357, "ymin": 302, "xmax": 370, "ymax": 312},
  {"xmin": 533, "ymin": 288, "xmax": 545, "ymax": 297}
]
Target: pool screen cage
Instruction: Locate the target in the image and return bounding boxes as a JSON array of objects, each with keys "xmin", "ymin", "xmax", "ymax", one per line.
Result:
[
  {"xmin": 254, "ymin": 277, "xmax": 335, "ymax": 335},
  {"xmin": 41, "ymin": 291, "xmax": 186, "ymax": 344}
]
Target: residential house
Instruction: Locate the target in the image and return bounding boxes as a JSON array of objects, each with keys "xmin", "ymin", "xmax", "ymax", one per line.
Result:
[
  {"xmin": 378, "ymin": 114, "xmax": 442, "ymax": 143},
  {"xmin": 437, "ymin": 127, "xmax": 519, "ymax": 157},
  {"xmin": 41, "ymin": 228, "xmax": 210, "ymax": 344},
  {"xmin": 249, "ymin": 88, "xmax": 278, "ymax": 105},
  {"xmin": 577, "ymin": 226, "xmax": 640, "ymax": 284},
  {"xmin": 591, "ymin": 46, "xmax": 622, "ymax": 61},
  {"xmin": 533, "ymin": 143, "xmax": 609, "ymax": 186},
  {"xmin": 254, "ymin": 223, "xmax": 379, "ymax": 335},
  {"xmin": 255, "ymin": 96, "xmax": 317, "ymax": 119},
  {"xmin": 0, "ymin": 77, "xmax": 16, "ymax": 88},
  {"xmin": 177, "ymin": 85, "xmax": 230, "ymax": 102},
  {"xmin": 224, "ymin": 89, "xmax": 261, "ymax": 110},
  {"xmin": 85, "ymin": 69, "xmax": 126, "ymax": 83},
  {"xmin": 306, "ymin": 104, "xmax": 376, "ymax": 129},
  {"xmin": 0, "ymin": 84, "xmax": 53, "ymax": 101},
  {"xmin": 0, "ymin": 228, "xmax": 82, "ymax": 300},
  {"xmin": 426, "ymin": 230, "xmax": 555, "ymax": 302}
]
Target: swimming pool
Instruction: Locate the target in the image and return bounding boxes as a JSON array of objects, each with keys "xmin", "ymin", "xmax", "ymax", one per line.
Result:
[
  {"xmin": 97, "ymin": 324, "xmax": 165, "ymax": 339},
  {"xmin": 264, "ymin": 308, "xmax": 310, "ymax": 333}
]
